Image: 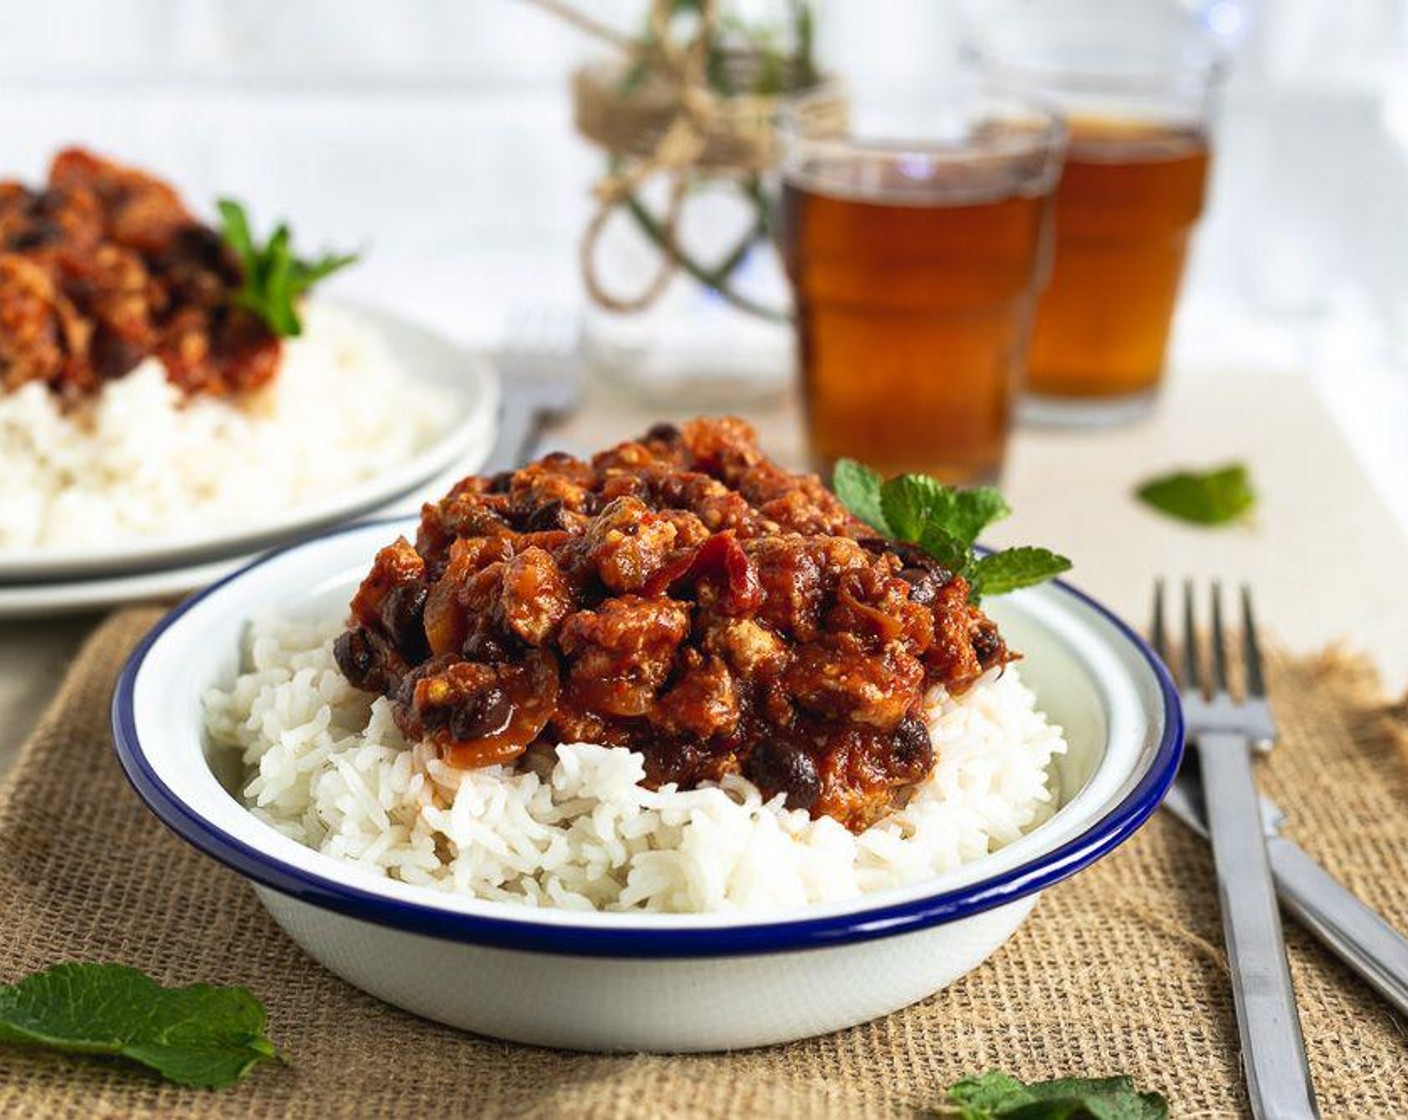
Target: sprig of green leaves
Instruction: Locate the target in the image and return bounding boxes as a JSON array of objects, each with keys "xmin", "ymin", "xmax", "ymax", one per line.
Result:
[
  {"xmin": 1134, "ymin": 463, "xmax": 1256, "ymax": 527},
  {"xmin": 832, "ymin": 459, "xmax": 1070, "ymax": 602},
  {"xmin": 939, "ymin": 1069, "xmax": 1169, "ymax": 1119},
  {"xmin": 217, "ymin": 199, "xmax": 358, "ymax": 338},
  {"xmin": 0, "ymin": 962, "xmax": 286, "ymax": 1088}
]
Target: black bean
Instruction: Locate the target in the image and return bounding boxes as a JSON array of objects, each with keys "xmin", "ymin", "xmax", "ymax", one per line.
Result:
[
  {"xmin": 745, "ymin": 738, "xmax": 821, "ymax": 812},
  {"xmin": 859, "ymin": 538, "xmax": 954, "ymax": 582},
  {"xmin": 971, "ymin": 623, "xmax": 1005, "ymax": 667},
  {"xmin": 381, "ymin": 585, "xmax": 429, "ymax": 661},
  {"xmin": 7, "ymin": 222, "xmax": 60, "ymax": 251},
  {"xmin": 899, "ymin": 567, "xmax": 939, "ymax": 605},
  {"xmin": 643, "ymin": 422, "xmax": 683, "ymax": 444},
  {"xmin": 172, "ymin": 224, "xmax": 238, "ymax": 279},
  {"xmin": 333, "ymin": 628, "xmax": 378, "ymax": 690},
  {"xmin": 462, "ymin": 626, "xmax": 521, "ymax": 663},
  {"xmin": 522, "ymin": 499, "xmax": 566, "ymax": 532},
  {"xmin": 449, "ymin": 686, "xmax": 513, "ymax": 742},
  {"xmin": 890, "ymin": 716, "xmax": 934, "ymax": 774}
]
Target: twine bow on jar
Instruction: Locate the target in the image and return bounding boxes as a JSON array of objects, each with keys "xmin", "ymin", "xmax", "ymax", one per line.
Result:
[{"xmin": 527, "ymin": 0, "xmax": 840, "ymax": 323}]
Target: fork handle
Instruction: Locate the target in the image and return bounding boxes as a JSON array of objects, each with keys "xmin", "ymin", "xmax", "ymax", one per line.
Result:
[
  {"xmin": 1197, "ymin": 732, "xmax": 1320, "ymax": 1120},
  {"xmin": 483, "ymin": 392, "xmax": 543, "ymax": 475}
]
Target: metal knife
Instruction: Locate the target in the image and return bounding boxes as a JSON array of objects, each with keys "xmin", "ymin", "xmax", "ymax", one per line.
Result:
[{"xmin": 1164, "ymin": 771, "xmax": 1408, "ymax": 1019}]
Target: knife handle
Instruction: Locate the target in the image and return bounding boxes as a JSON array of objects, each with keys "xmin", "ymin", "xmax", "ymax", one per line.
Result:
[
  {"xmin": 1269, "ymin": 835, "xmax": 1408, "ymax": 1020},
  {"xmin": 1198, "ymin": 733, "xmax": 1320, "ymax": 1120}
]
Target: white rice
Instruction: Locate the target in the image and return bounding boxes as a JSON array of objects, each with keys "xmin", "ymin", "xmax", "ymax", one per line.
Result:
[
  {"xmin": 204, "ymin": 612, "xmax": 1068, "ymax": 914},
  {"xmin": 0, "ymin": 304, "xmax": 448, "ymax": 550}
]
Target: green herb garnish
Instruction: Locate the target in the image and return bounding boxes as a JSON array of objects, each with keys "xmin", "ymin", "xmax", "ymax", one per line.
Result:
[
  {"xmin": 0, "ymin": 962, "xmax": 286, "ymax": 1088},
  {"xmin": 1135, "ymin": 463, "xmax": 1256, "ymax": 527},
  {"xmin": 217, "ymin": 198, "xmax": 358, "ymax": 338},
  {"xmin": 941, "ymin": 1070, "xmax": 1169, "ymax": 1119},
  {"xmin": 833, "ymin": 459, "xmax": 1071, "ymax": 602}
]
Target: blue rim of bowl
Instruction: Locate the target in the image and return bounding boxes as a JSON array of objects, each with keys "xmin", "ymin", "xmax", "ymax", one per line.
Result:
[{"xmin": 112, "ymin": 516, "xmax": 1184, "ymax": 960}]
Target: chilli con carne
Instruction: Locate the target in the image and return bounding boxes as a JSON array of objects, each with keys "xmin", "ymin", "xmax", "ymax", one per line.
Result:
[
  {"xmin": 0, "ymin": 148, "xmax": 279, "ymax": 400},
  {"xmin": 335, "ymin": 418, "xmax": 1014, "ymax": 832}
]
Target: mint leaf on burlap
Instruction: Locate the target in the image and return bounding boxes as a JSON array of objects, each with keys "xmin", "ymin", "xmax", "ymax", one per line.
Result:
[
  {"xmin": 0, "ymin": 962, "xmax": 286, "ymax": 1088},
  {"xmin": 942, "ymin": 1069, "xmax": 1169, "ymax": 1119}
]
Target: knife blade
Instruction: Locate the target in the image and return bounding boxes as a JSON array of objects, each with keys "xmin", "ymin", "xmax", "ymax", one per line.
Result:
[{"xmin": 1164, "ymin": 771, "xmax": 1408, "ymax": 1019}]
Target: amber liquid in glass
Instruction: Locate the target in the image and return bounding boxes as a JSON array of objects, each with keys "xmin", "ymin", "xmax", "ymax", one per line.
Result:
[
  {"xmin": 781, "ymin": 166, "xmax": 1051, "ymax": 482},
  {"xmin": 1027, "ymin": 119, "xmax": 1210, "ymax": 400}
]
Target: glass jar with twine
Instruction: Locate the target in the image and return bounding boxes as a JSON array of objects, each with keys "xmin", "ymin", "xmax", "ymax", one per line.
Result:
[{"xmin": 528, "ymin": 0, "xmax": 840, "ymax": 405}]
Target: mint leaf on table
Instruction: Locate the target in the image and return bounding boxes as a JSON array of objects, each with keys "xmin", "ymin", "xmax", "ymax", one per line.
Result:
[
  {"xmin": 1134, "ymin": 463, "xmax": 1256, "ymax": 527},
  {"xmin": 944, "ymin": 1069, "xmax": 1169, "ymax": 1119},
  {"xmin": 833, "ymin": 460, "xmax": 1068, "ymax": 602},
  {"xmin": 217, "ymin": 198, "xmax": 358, "ymax": 339},
  {"xmin": 0, "ymin": 962, "xmax": 285, "ymax": 1088}
]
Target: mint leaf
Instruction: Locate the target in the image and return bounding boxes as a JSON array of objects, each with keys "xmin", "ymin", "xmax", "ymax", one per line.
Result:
[
  {"xmin": 217, "ymin": 198, "xmax": 358, "ymax": 339},
  {"xmin": 876, "ymin": 474, "xmax": 1009, "ymax": 548},
  {"xmin": 945, "ymin": 487, "xmax": 1011, "ymax": 547},
  {"xmin": 968, "ymin": 547, "xmax": 1072, "ymax": 598},
  {"xmin": 918, "ymin": 522, "xmax": 972, "ymax": 576},
  {"xmin": 216, "ymin": 199, "xmax": 254, "ymax": 264},
  {"xmin": 1134, "ymin": 463, "xmax": 1255, "ymax": 527},
  {"xmin": 945, "ymin": 1070, "xmax": 1168, "ymax": 1119},
  {"xmin": 878, "ymin": 476, "xmax": 922, "ymax": 541},
  {"xmin": 0, "ymin": 962, "xmax": 286, "ymax": 1088},
  {"xmin": 291, "ymin": 250, "xmax": 361, "ymax": 293},
  {"xmin": 832, "ymin": 462, "xmax": 1069, "ymax": 601},
  {"xmin": 880, "ymin": 474, "xmax": 947, "ymax": 542},
  {"xmin": 832, "ymin": 459, "xmax": 889, "ymax": 534}
]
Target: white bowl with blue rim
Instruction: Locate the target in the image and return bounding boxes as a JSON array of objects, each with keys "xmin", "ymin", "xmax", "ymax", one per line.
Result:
[{"xmin": 112, "ymin": 517, "xmax": 1181, "ymax": 1053}]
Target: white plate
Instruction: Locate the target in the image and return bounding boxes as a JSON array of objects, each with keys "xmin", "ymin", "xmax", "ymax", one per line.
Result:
[
  {"xmin": 114, "ymin": 518, "xmax": 1182, "ymax": 1051},
  {"xmin": 0, "ymin": 452, "xmax": 483, "ymax": 619},
  {"xmin": 0, "ymin": 556, "xmax": 242, "ymax": 619},
  {"xmin": 0, "ymin": 304, "xmax": 498, "ymax": 584}
]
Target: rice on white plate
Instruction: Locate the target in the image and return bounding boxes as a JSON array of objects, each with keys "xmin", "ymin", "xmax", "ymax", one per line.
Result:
[
  {"xmin": 203, "ymin": 610, "xmax": 1069, "ymax": 914},
  {"xmin": 0, "ymin": 304, "xmax": 448, "ymax": 551}
]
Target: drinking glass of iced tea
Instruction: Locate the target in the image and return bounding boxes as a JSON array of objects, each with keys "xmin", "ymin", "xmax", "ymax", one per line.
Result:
[
  {"xmin": 777, "ymin": 87, "xmax": 1065, "ymax": 483},
  {"xmin": 977, "ymin": 24, "xmax": 1226, "ymax": 425}
]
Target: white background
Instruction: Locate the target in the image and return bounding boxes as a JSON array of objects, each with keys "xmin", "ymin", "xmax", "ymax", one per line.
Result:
[{"xmin": 2, "ymin": 0, "xmax": 1406, "ymax": 533}]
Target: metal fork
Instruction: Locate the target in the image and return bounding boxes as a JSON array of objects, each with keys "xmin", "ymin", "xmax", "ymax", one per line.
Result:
[
  {"xmin": 486, "ymin": 306, "xmax": 583, "ymax": 473},
  {"xmin": 1152, "ymin": 580, "xmax": 1319, "ymax": 1120}
]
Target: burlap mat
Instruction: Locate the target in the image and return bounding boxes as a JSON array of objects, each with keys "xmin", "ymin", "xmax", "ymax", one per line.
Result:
[{"xmin": 1, "ymin": 610, "xmax": 1406, "ymax": 1118}]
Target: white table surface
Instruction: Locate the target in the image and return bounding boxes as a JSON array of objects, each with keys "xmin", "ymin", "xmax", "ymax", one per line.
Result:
[{"xmin": 3, "ymin": 365, "xmax": 1407, "ymax": 782}]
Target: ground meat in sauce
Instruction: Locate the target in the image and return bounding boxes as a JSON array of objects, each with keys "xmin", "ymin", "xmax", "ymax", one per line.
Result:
[
  {"xmin": 336, "ymin": 418, "xmax": 1015, "ymax": 832},
  {"xmin": 0, "ymin": 147, "xmax": 279, "ymax": 400}
]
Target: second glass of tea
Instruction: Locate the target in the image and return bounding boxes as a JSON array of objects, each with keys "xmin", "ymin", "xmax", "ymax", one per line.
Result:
[
  {"xmin": 777, "ymin": 87, "xmax": 1065, "ymax": 484},
  {"xmin": 978, "ymin": 25, "xmax": 1226, "ymax": 425}
]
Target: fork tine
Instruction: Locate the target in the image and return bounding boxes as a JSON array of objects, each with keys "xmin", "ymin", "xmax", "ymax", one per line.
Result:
[
  {"xmin": 1182, "ymin": 579, "xmax": 1202, "ymax": 695},
  {"xmin": 1209, "ymin": 580, "xmax": 1230, "ymax": 694},
  {"xmin": 1150, "ymin": 579, "xmax": 1171, "ymax": 673},
  {"xmin": 1241, "ymin": 584, "xmax": 1267, "ymax": 698}
]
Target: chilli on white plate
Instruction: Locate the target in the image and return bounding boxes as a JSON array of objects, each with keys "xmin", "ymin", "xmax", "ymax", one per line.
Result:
[{"xmin": 0, "ymin": 148, "xmax": 448, "ymax": 550}]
